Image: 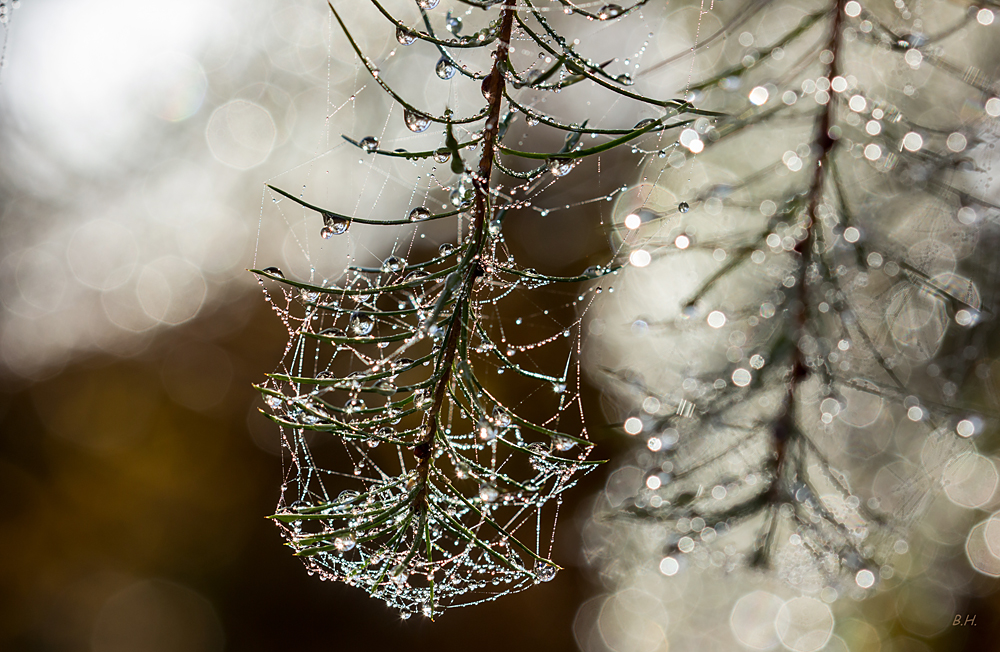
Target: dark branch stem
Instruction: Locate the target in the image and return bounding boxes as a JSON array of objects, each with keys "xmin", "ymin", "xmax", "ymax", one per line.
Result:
[
  {"xmin": 413, "ymin": 0, "xmax": 517, "ymax": 506},
  {"xmin": 770, "ymin": 0, "xmax": 845, "ymax": 501}
]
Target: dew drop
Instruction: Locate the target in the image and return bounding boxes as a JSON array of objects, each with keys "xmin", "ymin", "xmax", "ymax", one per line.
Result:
[
  {"xmin": 435, "ymin": 58, "xmax": 457, "ymax": 80},
  {"xmin": 433, "ymin": 148, "xmax": 451, "ymax": 163},
  {"xmin": 479, "ymin": 483, "xmax": 499, "ymax": 503},
  {"xmin": 408, "ymin": 206, "xmax": 431, "ymax": 222},
  {"xmin": 359, "ymin": 136, "xmax": 379, "ymax": 153},
  {"xmin": 404, "ymin": 109, "xmax": 431, "ymax": 133},
  {"xmin": 438, "ymin": 242, "xmax": 457, "ymax": 256},
  {"xmin": 477, "ymin": 418, "xmax": 498, "ymax": 441},
  {"xmin": 350, "ymin": 312, "xmax": 374, "ymax": 336},
  {"xmin": 534, "ymin": 560, "xmax": 557, "ymax": 582},
  {"xmin": 335, "ymin": 533, "xmax": 356, "ymax": 551},
  {"xmin": 262, "ymin": 266, "xmax": 284, "ymax": 278},
  {"xmin": 321, "ymin": 212, "xmax": 350, "ymax": 236},
  {"xmin": 445, "ymin": 13, "xmax": 462, "ymax": 34},
  {"xmin": 417, "ymin": 0, "xmax": 439, "ymax": 8},
  {"xmin": 382, "ymin": 255, "xmax": 407, "ymax": 273},
  {"xmin": 547, "ymin": 158, "xmax": 574, "ymax": 177},
  {"xmin": 678, "ymin": 202, "xmax": 689, "ymax": 213},
  {"xmin": 396, "ymin": 26, "xmax": 416, "ymax": 45},
  {"xmin": 493, "ymin": 406, "xmax": 512, "ymax": 428},
  {"xmin": 553, "ymin": 435, "xmax": 575, "ymax": 451},
  {"xmin": 597, "ymin": 4, "xmax": 623, "ymax": 19}
]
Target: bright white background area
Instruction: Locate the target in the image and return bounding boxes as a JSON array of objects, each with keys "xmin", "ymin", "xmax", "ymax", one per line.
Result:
[{"xmin": 0, "ymin": 0, "xmax": 383, "ymax": 379}]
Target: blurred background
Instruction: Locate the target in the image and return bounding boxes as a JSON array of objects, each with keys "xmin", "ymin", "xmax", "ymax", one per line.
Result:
[{"xmin": 2, "ymin": 0, "xmax": 999, "ymax": 651}]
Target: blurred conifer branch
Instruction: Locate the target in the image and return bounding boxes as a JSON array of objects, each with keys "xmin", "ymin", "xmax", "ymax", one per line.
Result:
[{"xmin": 588, "ymin": 0, "xmax": 1000, "ymax": 611}]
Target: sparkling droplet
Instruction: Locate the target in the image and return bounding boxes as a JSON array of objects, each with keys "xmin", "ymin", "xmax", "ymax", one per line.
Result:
[
  {"xmin": 547, "ymin": 158, "xmax": 574, "ymax": 177},
  {"xmin": 417, "ymin": 0, "xmax": 439, "ymax": 8},
  {"xmin": 553, "ymin": 382, "xmax": 567, "ymax": 393},
  {"xmin": 338, "ymin": 490, "xmax": 360, "ymax": 503},
  {"xmin": 350, "ymin": 312, "xmax": 374, "ymax": 336},
  {"xmin": 678, "ymin": 202, "xmax": 690, "ymax": 213},
  {"xmin": 359, "ymin": 136, "xmax": 379, "ymax": 153},
  {"xmin": 438, "ymin": 242, "xmax": 457, "ymax": 256},
  {"xmin": 408, "ymin": 206, "xmax": 431, "ymax": 222},
  {"xmin": 445, "ymin": 13, "xmax": 462, "ymax": 34},
  {"xmin": 597, "ymin": 4, "xmax": 623, "ymax": 19},
  {"xmin": 322, "ymin": 212, "xmax": 350, "ymax": 236},
  {"xmin": 261, "ymin": 266, "xmax": 284, "ymax": 278},
  {"xmin": 553, "ymin": 435, "xmax": 575, "ymax": 451},
  {"xmin": 382, "ymin": 255, "xmax": 407, "ymax": 273},
  {"xmin": 396, "ymin": 26, "xmax": 416, "ymax": 45},
  {"xmin": 477, "ymin": 418, "xmax": 497, "ymax": 441},
  {"xmin": 534, "ymin": 560, "xmax": 557, "ymax": 582},
  {"xmin": 433, "ymin": 148, "xmax": 451, "ymax": 163},
  {"xmin": 404, "ymin": 109, "xmax": 431, "ymax": 133},
  {"xmin": 616, "ymin": 73, "xmax": 634, "ymax": 86},
  {"xmin": 493, "ymin": 406, "xmax": 512, "ymax": 428},
  {"xmin": 435, "ymin": 58, "xmax": 456, "ymax": 80},
  {"xmin": 479, "ymin": 483, "xmax": 499, "ymax": 503}
]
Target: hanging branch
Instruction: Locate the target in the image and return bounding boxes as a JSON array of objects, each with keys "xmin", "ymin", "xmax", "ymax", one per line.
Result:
[
  {"xmin": 252, "ymin": 0, "xmax": 717, "ymax": 619},
  {"xmin": 593, "ymin": 0, "xmax": 1000, "ymax": 595}
]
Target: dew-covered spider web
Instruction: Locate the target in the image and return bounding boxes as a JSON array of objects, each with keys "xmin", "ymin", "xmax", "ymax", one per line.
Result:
[{"xmin": 249, "ymin": 0, "xmax": 699, "ymax": 618}]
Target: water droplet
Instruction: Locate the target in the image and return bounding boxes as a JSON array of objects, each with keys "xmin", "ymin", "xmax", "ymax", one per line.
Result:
[
  {"xmin": 678, "ymin": 202, "xmax": 689, "ymax": 213},
  {"xmin": 359, "ymin": 136, "xmax": 379, "ymax": 153},
  {"xmin": 262, "ymin": 266, "xmax": 284, "ymax": 278},
  {"xmin": 435, "ymin": 58, "xmax": 456, "ymax": 80},
  {"xmin": 350, "ymin": 312, "xmax": 374, "ymax": 336},
  {"xmin": 322, "ymin": 212, "xmax": 350, "ymax": 236},
  {"xmin": 265, "ymin": 395, "xmax": 283, "ymax": 410},
  {"xmin": 335, "ymin": 533, "xmax": 356, "ymax": 551},
  {"xmin": 597, "ymin": 4, "xmax": 623, "ymax": 19},
  {"xmin": 553, "ymin": 382, "xmax": 567, "ymax": 393},
  {"xmin": 479, "ymin": 483, "xmax": 499, "ymax": 502},
  {"xmin": 421, "ymin": 602, "xmax": 433, "ymax": 618},
  {"xmin": 445, "ymin": 12, "xmax": 462, "ymax": 34},
  {"xmin": 382, "ymin": 255, "xmax": 407, "ymax": 273},
  {"xmin": 534, "ymin": 560, "xmax": 557, "ymax": 582},
  {"xmin": 433, "ymin": 148, "xmax": 451, "ymax": 163},
  {"xmin": 478, "ymin": 418, "xmax": 497, "ymax": 441},
  {"xmin": 404, "ymin": 109, "xmax": 431, "ymax": 133},
  {"xmin": 616, "ymin": 73, "xmax": 634, "ymax": 86},
  {"xmin": 417, "ymin": 0, "xmax": 439, "ymax": 8},
  {"xmin": 525, "ymin": 115, "xmax": 540, "ymax": 127},
  {"xmin": 547, "ymin": 158, "xmax": 574, "ymax": 177},
  {"xmin": 338, "ymin": 490, "xmax": 360, "ymax": 503},
  {"xmin": 374, "ymin": 379, "xmax": 397, "ymax": 396},
  {"xmin": 553, "ymin": 435, "xmax": 575, "ymax": 451},
  {"xmin": 345, "ymin": 397, "xmax": 366, "ymax": 413},
  {"xmin": 438, "ymin": 242, "xmax": 457, "ymax": 256},
  {"xmin": 396, "ymin": 26, "xmax": 416, "ymax": 45},
  {"xmin": 408, "ymin": 206, "xmax": 431, "ymax": 222},
  {"xmin": 493, "ymin": 406, "xmax": 512, "ymax": 428}
]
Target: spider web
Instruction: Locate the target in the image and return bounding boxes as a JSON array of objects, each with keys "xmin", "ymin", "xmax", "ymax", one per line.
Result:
[{"xmin": 250, "ymin": 0, "xmax": 670, "ymax": 617}]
